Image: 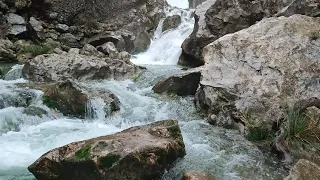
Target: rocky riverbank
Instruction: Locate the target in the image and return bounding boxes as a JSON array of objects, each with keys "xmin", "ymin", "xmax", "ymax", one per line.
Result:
[{"xmin": 153, "ymin": 0, "xmax": 320, "ymax": 172}]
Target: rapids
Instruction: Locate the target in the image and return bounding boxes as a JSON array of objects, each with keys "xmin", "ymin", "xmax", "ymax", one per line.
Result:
[{"xmin": 0, "ymin": 1, "xmax": 286, "ymax": 180}]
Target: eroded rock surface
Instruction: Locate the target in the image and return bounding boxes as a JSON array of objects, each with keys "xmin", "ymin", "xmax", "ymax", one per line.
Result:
[
  {"xmin": 22, "ymin": 50, "xmax": 138, "ymax": 82},
  {"xmin": 195, "ymin": 15, "xmax": 320, "ymax": 129},
  {"xmin": 162, "ymin": 15, "xmax": 182, "ymax": 32},
  {"xmin": 28, "ymin": 120, "xmax": 186, "ymax": 180},
  {"xmin": 284, "ymin": 159, "xmax": 320, "ymax": 180},
  {"xmin": 179, "ymin": 0, "xmax": 292, "ymax": 66}
]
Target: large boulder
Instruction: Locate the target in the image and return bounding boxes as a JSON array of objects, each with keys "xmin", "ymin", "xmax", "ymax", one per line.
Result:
[
  {"xmin": 284, "ymin": 159, "xmax": 320, "ymax": 180},
  {"xmin": 153, "ymin": 70, "xmax": 201, "ymax": 96},
  {"xmin": 33, "ymin": 80, "xmax": 120, "ymax": 118},
  {"xmin": 28, "ymin": 120, "xmax": 186, "ymax": 180},
  {"xmin": 22, "ymin": 49, "xmax": 138, "ymax": 82},
  {"xmin": 179, "ymin": 0, "xmax": 291, "ymax": 66},
  {"xmin": 195, "ymin": 15, "xmax": 320, "ymax": 129}
]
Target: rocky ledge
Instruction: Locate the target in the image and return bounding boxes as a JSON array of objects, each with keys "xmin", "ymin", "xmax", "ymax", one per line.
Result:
[
  {"xmin": 22, "ymin": 48, "xmax": 139, "ymax": 82},
  {"xmin": 28, "ymin": 120, "xmax": 185, "ymax": 180}
]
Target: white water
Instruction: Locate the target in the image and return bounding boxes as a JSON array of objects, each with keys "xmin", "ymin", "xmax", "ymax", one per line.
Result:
[{"xmin": 0, "ymin": 1, "xmax": 285, "ymax": 180}]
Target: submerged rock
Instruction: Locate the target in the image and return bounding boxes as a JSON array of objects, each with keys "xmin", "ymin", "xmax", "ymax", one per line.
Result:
[
  {"xmin": 23, "ymin": 106, "xmax": 47, "ymax": 117},
  {"xmin": 28, "ymin": 120, "xmax": 186, "ymax": 180},
  {"xmin": 188, "ymin": 0, "xmax": 206, "ymax": 8},
  {"xmin": 182, "ymin": 171, "xmax": 216, "ymax": 180},
  {"xmin": 195, "ymin": 15, "xmax": 320, "ymax": 129},
  {"xmin": 153, "ymin": 70, "xmax": 201, "ymax": 96},
  {"xmin": 22, "ymin": 50, "xmax": 138, "ymax": 82},
  {"xmin": 162, "ymin": 15, "xmax": 182, "ymax": 32},
  {"xmin": 34, "ymin": 80, "xmax": 120, "ymax": 118},
  {"xmin": 284, "ymin": 159, "xmax": 320, "ymax": 180}
]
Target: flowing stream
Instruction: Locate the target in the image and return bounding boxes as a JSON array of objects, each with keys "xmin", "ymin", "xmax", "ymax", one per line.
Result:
[{"xmin": 0, "ymin": 2, "xmax": 286, "ymax": 180}]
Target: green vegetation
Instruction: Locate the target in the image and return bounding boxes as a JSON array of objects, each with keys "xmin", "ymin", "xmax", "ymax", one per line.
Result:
[
  {"xmin": 167, "ymin": 121, "xmax": 181, "ymax": 138},
  {"xmin": 310, "ymin": 31, "xmax": 320, "ymax": 41},
  {"xmin": 98, "ymin": 154, "xmax": 121, "ymax": 168},
  {"xmin": 21, "ymin": 43, "xmax": 55, "ymax": 56},
  {"xmin": 282, "ymin": 105, "xmax": 320, "ymax": 149},
  {"xmin": 75, "ymin": 144, "xmax": 91, "ymax": 159},
  {"xmin": 246, "ymin": 126, "xmax": 273, "ymax": 142},
  {"xmin": 42, "ymin": 95, "xmax": 59, "ymax": 110}
]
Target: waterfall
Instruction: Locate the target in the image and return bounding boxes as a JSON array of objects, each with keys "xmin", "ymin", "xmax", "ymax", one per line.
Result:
[{"xmin": 2, "ymin": 64, "xmax": 24, "ymax": 81}]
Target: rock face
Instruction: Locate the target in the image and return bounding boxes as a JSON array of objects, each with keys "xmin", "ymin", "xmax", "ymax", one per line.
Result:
[
  {"xmin": 30, "ymin": 0, "xmax": 166, "ymax": 52},
  {"xmin": 153, "ymin": 70, "xmax": 201, "ymax": 96},
  {"xmin": 284, "ymin": 159, "xmax": 320, "ymax": 180},
  {"xmin": 0, "ymin": 39, "xmax": 17, "ymax": 61},
  {"xmin": 162, "ymin": 15, "xmax": 181, "ymax": 32},
  {"xmin": 188, "ymin": 0, "xmax": 206, "ymax": 8},
  {"xmin": 195, "ymin": 15, "xmax": 320, "ymax": 128},
  {"xmin": 277, "ymin": 0, "xmax": 320, "ymax": 17},
  {"xmin": 179, "ymin": 0, "xmax": 291, "ymax": 66},
  {"xmin": 182, "ymin": 171, "xmax": 216, "ymax": 180},
  {"xmin": 28, "ymin": 120, "xmax": 186, "ymax": 180},
  {"xmin": 34, "ymin": 80, "xmax": 120, "ymax": 118},
  {"xmin": 22, "ymin": 50, "xmax": 138, "ymax": 82}
]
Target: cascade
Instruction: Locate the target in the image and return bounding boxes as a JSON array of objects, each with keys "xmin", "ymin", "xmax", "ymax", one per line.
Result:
[{"xmin": 0, "ymin": 1, "xmax": 285, "ymax": 180}]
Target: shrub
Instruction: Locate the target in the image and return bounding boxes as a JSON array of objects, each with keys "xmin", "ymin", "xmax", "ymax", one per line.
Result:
[
  {"xmin": 280, "ymin": 105, "xmax": 320, "ymax": 163},
  {"xmin": 21, "ymin": 43, "xmax": 54, "ymax": 56},
  {"xmin": 282, "ymin": 105, "xmax": 320, "ymax": 146}
]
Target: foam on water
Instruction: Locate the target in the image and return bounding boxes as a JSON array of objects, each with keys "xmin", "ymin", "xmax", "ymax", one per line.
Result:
[{"xmin": 131, "ymin": 7, "xmax": 194, "ymax": 65}]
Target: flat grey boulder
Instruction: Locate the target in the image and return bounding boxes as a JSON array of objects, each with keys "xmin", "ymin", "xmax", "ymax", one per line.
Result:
[
  {"xmin": 28, "ymin": 120, "xmax": 186, "ymax": 180},
  {"xmin": 22, "ymin": 49, "xmax": 138, "ymax": 82}
]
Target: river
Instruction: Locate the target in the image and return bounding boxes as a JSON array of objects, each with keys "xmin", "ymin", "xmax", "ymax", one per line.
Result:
[{"xmin": 0, "ymin": 1, "xmax": 285, "ymax": 180}]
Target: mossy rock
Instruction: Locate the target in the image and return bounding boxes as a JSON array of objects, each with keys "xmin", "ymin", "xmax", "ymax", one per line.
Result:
[
  {"xmin": 98, "ymin": 154, "xmax": 121, "ymax": 168},
  {"xmin": 41, "ymin": 81, "xmax": 88, "ymax": 118},
  {"xmin": 162, "ymin": 15, "xmax": 182, "ymax": 32},
  {"xmin": 75, "ymin": 144, "xmax": 91, "ymax": 159},
  {"xmin": 23, "ymin": 106, "xmax": 47, "ymax": 117}
]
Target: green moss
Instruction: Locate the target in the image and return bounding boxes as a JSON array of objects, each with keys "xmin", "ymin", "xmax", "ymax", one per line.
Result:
[
  {"xmin": 167, "ymin": 121, "xmax": 181, "ymax": 138},
  {"xmin": 21, "ymin": 43, "xmax": 55, "ymax": 56},
  {"xmin": 246, "ymin": 126, "xmax": 273, "ymax": 142},
  {"xmin": 98, "ymin": 154, "xmax": 121, "ymax": 168},
  {"xmin": 162, "ymin": 19, "xmax": 169, "ymax": 32},
  {"xmin": 42, "ymin": 95, "xmax": 59, "ymax": 110},
  {"xmin": 310, "ymin": 31, "xmax": 320, "ymax": 41},
  {"xmin": 75, "ymin": 144, "xmax": 91, "ymax": 159}
]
